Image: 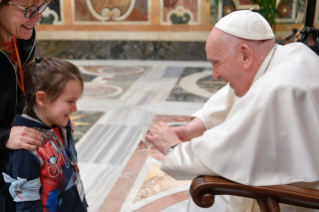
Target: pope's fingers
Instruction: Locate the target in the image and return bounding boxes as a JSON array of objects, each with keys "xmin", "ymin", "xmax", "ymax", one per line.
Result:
[
  {"xmin": 158, "ymin": 121, "xmax": 168, "ymax": 126},
  {"xmin": 149, "ymin": 129, "xmax": 165, "ymax": 138},
  {"xmin": 148, "ymin": 127, "xmax": 160, "ymax": 135},
  {"xmin": 153, "ymin": 124, "xmax": 172, "ymax": 134},
  {"xmin": 144, "ymin": 134, "xmax": 151, "ymax": 141},
  {"xmin": 144, "ymin": 134, "xmax": 157, "ymax": 144},
  {"xmin": 151, "ymin": 124, "xmax": 162, "ymax": 131},
  {"xmin": 156, "ymin": 122, "xmax": 171, "ymax": 130}
]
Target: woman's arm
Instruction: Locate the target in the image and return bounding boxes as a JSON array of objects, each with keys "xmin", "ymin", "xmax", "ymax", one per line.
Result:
[{"xmin": 0, "ymin": 128, "xmax": 11, "ymax": 150}]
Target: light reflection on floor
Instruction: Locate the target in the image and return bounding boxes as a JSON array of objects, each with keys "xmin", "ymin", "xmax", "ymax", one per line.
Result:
[{"xmin": 70, "ymin": 60, "xmax": 224, "ymax": 212}]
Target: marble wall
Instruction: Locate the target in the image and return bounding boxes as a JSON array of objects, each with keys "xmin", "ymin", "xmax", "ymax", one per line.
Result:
[
  {"xmin": 35, "ymin": 0, "xmax": 319, "ymax": 60},
  {"xmin": 35, "ymin": 40, "xmax": 207, "ymax": 60}
]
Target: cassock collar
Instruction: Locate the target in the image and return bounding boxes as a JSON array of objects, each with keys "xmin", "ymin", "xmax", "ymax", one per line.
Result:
[{"xmin": 250, "ymin": 44, "xmax": 277, "ymax": 86}]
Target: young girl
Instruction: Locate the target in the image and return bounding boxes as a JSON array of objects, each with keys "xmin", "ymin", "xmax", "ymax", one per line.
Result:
[{"xmin": 2, "ymin": 58, "xmax": 88, "ymax": 212}]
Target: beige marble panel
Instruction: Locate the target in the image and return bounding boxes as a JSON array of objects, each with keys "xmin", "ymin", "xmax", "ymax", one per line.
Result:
[{"xmin": 36, "ymin": 31, "xmax": 210, "ymax": 41}]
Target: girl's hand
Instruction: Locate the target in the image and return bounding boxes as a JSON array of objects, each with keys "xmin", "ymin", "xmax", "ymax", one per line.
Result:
[{"xmin": 6, "ymin": 126, "xmax": 43, "ymax": 151}]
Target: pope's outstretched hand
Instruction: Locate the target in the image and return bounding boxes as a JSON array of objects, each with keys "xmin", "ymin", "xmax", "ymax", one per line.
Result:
[{"xmin": 144, "ymin": 122, "xmax": 182, "ymax": 155}]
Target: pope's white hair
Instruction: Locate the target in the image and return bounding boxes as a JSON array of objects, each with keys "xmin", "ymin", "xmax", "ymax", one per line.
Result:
[{"xmin": 219, "ymin": 31, "xmax": 276, "ymax": 57}]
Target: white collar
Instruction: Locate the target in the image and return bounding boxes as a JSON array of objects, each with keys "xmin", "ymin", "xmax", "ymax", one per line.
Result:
[{"xmin": 250, "ymin": 43, "xmax": 277, "ymax": 86}]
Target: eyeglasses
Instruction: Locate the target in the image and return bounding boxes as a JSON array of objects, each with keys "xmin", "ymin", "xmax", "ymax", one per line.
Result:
[{"xmin": 2, "ymin": 1, "xmax": 50, "ymax": 18}]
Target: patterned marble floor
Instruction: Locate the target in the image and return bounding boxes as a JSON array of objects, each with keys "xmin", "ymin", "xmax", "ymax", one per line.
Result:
[{"xmin": 70, "ymin": 60, "xmax": 226, "ymax": 212}]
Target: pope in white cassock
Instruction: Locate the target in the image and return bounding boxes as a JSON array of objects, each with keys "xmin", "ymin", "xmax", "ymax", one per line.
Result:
[{"xmin": 145, "ymin": 9, "xmax": 319, "ymax": 212}]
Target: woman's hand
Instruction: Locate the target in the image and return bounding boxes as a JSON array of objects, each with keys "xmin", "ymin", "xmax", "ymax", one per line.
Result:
[{"xmin": 6, "ymin": 126, "xmax": 43, "ymax": 151}]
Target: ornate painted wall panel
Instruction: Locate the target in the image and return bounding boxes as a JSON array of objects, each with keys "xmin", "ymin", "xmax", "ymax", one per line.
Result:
[
  {"xmin": 37, "ymin": 0, "xmax": 318, "ymax": 32},
  {"xmin": 161, "ymin": 0, "xmax": 201, "ymax": 25},
  {"xmin": 34, "ymin": 0, "xmax": 319, "ymax": 60},
  {"xmin": 35, "ymin": 0, "xmax": 319, "ymax": 51},
  {"xmin": 73, "ymin": 0, "xmax": 150, "ymax": 23},
  {"xmin": 210, "ymin": 0, "xmax": 315, "ymax": 24},
  {"xmin": 40, "ymin": 0, "xmax": 63, "ymax": 24}
]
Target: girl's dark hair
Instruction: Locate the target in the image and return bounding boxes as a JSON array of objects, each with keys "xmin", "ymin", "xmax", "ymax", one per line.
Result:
[{"xmin": 23, "ymin": 58, "xmax": 84, "ymax": 113}]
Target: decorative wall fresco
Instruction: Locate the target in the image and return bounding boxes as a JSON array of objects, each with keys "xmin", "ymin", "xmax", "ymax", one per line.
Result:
[
  {"xmin": 161, "ymin": 0, "xmax": 201, "ymax": 24},
  {"xmin": 40, "ymin": 0, "xmax": 63, "ymax": 24},
  {"xmin": 74, "ymin": 0, "xmax": 150, "ymax": 23},
  {"xmin": 35, "ymin": 0, "xmax": 318, "ymax": 60},
  {"xmin": 211, "ymin": 0, "xmax": 315, "ymax": 24},
  {"xmin": 37, "ymin": 0, "xmax": 318, "ymax": 28},
  {"xmin": 210, "ymin": 0, "xmax": 220, "ymax": 24}
]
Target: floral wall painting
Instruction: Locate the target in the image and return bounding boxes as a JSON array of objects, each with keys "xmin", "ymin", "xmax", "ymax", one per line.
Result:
[
  {"xmin": 74, "ymin": 0, "xmax": 149, "ymax": 23},
  {"xmin": 161, "ymin": 0, "xmax": 201, "ymax": 25}
]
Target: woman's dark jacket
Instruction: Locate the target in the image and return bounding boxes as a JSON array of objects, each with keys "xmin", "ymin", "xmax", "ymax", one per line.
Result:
[{"xmin": 0, "ymin": 29, "xmax": 36, "ymax": 198}]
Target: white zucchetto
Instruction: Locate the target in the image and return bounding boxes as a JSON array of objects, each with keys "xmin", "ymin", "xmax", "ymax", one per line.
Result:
[{"xmin": 215, "ymin": 10, "xmax": 275, "ymax": 40}]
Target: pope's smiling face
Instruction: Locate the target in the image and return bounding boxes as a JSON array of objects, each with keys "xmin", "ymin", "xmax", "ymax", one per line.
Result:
[
  {"xmin": 0, "ymin": 0, "xmax": 43, "ymax": 43},
  {"xmin": 206, "ymin": 28, "xmax": 254, "ymax": 97}
]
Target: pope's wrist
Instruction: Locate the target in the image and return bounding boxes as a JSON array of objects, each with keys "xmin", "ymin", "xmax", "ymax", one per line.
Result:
[{"xmin": 166, "ymin": 143, "xmax": 179, "ymax": 155}]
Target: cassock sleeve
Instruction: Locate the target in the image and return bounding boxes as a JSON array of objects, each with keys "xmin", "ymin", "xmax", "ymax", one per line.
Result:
[
  {"xmin": 191, "ymin": 84, "xmax": 236, "ymax": 129},
  {"xmin": 161, "ymin": 142, "xmax": 218, "ymax": 180}
]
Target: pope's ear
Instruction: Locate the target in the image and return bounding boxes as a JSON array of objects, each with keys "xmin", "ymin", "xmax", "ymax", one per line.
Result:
[
  {"xmin": 239, "ymin": 44, "xmax": 253, "ymax": 70},
  {"xmin": 35, "ymin": 91, "xmax": 48, "ymax": 107}
]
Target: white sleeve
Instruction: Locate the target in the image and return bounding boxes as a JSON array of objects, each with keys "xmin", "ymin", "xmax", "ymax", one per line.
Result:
[
  {"xmin": 160, "ymin": 142, "xmax": 218, "ymax": 180},
  {"xmin": 191, "ymin": 85, "xmax": 236, "ymax": 129}
]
